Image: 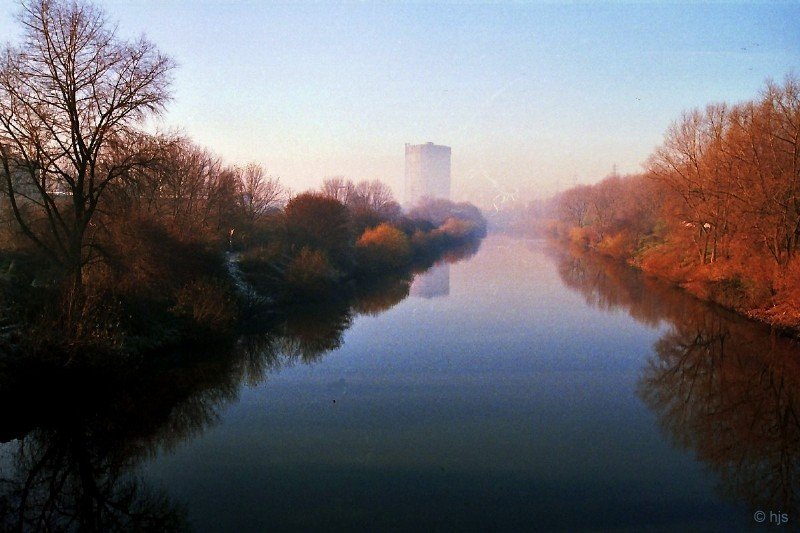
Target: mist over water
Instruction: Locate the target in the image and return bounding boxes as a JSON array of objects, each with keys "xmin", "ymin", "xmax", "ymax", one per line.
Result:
[
  {"xmin": 12, "ymin": 235, "xmax": 777, "ymax": 531},
  {"xmin": 2, "ymin": 235, "xmax": 797, "ymax": 530}
]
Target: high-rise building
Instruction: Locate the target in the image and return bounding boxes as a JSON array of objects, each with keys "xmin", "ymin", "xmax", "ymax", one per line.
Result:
[{"xmin": 404, "ymin": 142, "xmax": 451, "ymax": 207}]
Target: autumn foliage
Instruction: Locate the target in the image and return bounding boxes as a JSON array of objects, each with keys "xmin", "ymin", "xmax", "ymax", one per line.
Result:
[
  {"xmin": 356, "ymin": 223, "xmax": 412, "ymax": 271},
  {"xmin": 0, "ymin": 0, "xmax": 479, "ymax": 355},
  {"xmin": 239, "ymin": 191, "xmax": 486, "ymax": 303},
  {"xmin": 550, "ymin": 76, "xmax": 800, "ymax": 331}
]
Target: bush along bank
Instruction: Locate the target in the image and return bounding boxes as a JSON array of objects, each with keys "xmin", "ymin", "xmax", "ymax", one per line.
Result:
[{"xmin": 545, "ymin": 77, "xmax": 800, "ymax": 335}]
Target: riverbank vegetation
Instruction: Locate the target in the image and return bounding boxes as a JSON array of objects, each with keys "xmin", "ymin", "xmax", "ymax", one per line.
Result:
[
  {"xmin": 0, "ymin": 0, "xmax": 486, "ymax": 360},
  {"xmin": 0, "ymin": 226, "xmax": 488, "ymax": 530},
  {"xmin": 547, "ymin": 76, "xmax": 800, "ymax": 332},
  {"xmin": 553, "ymin": 245, "xmax": 800, "ymax": 516},
  {"xmin": 237, "ymin": 183, "xmax": 485, "ymax": 304}
]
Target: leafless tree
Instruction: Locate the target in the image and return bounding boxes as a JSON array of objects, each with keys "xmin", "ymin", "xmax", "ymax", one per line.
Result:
[
  {"xmin": 236, "ymin": 163, "xmax": 285, "ymax": 221},
  {"xmin": 321, "ymin": 177, "xmax": 400, "ymax": 221},
  {"xmin": 321, "ymin": 176, "xmax": 354, "ymax": 205},
  {"xmin": 0, "ymin": 0, "xmax": 174, "ymax": 293},
  {"xmin": 352, "ymin": 179, "xmax": 397, "ymax": 215},
  {"xmin": 647, "ymin": 104, "xmax": 736, "ymax": 263}
]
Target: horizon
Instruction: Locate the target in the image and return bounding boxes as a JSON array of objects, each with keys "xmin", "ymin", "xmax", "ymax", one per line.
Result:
[{"xmin": 0, "ymin": 1, "xmax": 797, "ymax": 207}]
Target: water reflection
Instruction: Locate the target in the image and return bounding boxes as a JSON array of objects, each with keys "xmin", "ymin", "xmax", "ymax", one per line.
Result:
[
  {"xmin": 0, "ymin": 242, "xmax": 481, "ymax": 531},
  {"xmin": 410, "ymin": 263, "xmax": 449, "ymax": 298},
  {"xmin": 408, "ymin": 238, "xmax": 480, "ymax": 300},
  {"xmin": 0, "ymin": 348, "xmax": 243, "ymax": 531},
  {"xmin": 8, "ymin": 236, "xmax": 792, "ymax": 530},
  {"xmin": 554, "ymin": 245, "xmax": 800, "ymax": 517},
  {"xmin": 352, "ymin": 274, "xmax": 412, "ymax": 316}
]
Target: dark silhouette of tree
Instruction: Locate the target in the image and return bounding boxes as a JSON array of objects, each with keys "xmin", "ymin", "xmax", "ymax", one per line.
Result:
[
  {"xmin": 0, "ymin": 0, "xmax": 173, "ymax": 299},
  {"xmin": 284, "ymin": 192, "xmax": 353, "ymax": 268},
  {"xmin": 0, "ymin": 427, "xmax": 189, "ymax": 532}
]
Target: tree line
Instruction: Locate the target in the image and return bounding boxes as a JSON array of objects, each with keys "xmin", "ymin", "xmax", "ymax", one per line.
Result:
[
  {"xmin": 548, "ymin": 75, "xmax": 800, "ymax": 331},
  {"xmin": 0, "ymin": 0, "xmax": 486, "ymax": 357}
]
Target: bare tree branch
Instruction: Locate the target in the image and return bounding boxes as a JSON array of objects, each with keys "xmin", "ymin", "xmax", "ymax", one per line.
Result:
[{"xmin": 0, "ymin": 0, "xmax": 174, "ymax": 291}]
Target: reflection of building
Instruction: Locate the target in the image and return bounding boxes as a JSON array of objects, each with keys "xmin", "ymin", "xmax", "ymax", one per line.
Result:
[
  {"xmin": 410, "ymin": 262, "xmax": 450, "ymax": 298},
  {"xmin": 404, "ymin": 142, "xmax": 451, "ymax": 206}
]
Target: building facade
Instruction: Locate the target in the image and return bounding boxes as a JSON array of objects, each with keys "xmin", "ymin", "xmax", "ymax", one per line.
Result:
[{"xmin": 404, "ymin": 142, "xmax": 451, "ymax": 207}]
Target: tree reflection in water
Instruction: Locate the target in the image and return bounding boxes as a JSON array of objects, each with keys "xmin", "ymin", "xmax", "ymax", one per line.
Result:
[
  {"xmin": 554, "ymin": 244, "xmax": 800, "ymax": 517},
  {"xmin": 0, "ymin": 242, "xmax": 481, "ymax": 532}
]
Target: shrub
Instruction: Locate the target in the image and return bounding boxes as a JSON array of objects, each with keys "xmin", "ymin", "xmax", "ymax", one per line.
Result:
[
  {"xmin": 96, "ymin": 214, "xmax": 227, "ymax": 301},
  {"xmin": 436, "ymin": 217, "xmax": 480, "ymax": 241},
  {"xmin": 356, "ymin": 223, "xmax": 412, "ymax": 272},
  {"xmin": 284, "ymin": 193, "xmax": 353, "ymax": 268},
  {"xmin": 407, "ymin": 198, "xmax": 487, "ymax": 237},
  {"xmin": 284, "ymin": 247, "xmax": 339, "ymax": 296},
  {"xmin": 568, "ymin": 226, "xmax": 597, "ymax": 248},
  {"xmin": 597, "ymin": 231, "xmax": 634, "ymax": 260},
  {"xmin": 171, "ymin": 278, "xmax": 238, "ymax": 335},
  {"xmin": 762, "ymin": 256, "xmax": 800, "ymax": 328}
]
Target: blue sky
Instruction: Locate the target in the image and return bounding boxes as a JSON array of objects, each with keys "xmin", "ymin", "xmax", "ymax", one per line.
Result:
[{"xmin": 1, "ymin": 1, "xmax": 797, "ymax": 205}]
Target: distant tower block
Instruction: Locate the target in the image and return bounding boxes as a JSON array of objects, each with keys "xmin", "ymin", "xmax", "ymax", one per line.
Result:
[{"xmin": 404, "ymin": 142, "xmax": 451, "ymax": 206}]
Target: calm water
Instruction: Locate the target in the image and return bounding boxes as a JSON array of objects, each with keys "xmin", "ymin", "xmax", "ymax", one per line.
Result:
[{"xmin": 2, "ymin": 235, "xmax": 799, "ymax": 531}]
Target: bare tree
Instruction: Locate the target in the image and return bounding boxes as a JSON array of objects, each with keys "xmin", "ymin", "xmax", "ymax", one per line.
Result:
[
  {"xmin": 236, "ymin": 163, "xmax": 285, "ymax": 221},
  {"xmin": 727, "ymin": 77, "xmax": 800, "ymax": 265},
  {"xmin": 352, "ymin": 179, "xmax": 398, "ymax": 215},
  {"xmin": 0, "ymin": 0, "xmax": 174, "ymax": 293},
  {"xmin": 321, "ymin": 176, "xmax": 354, "ymax": 205},
  {"xmin": 647, "ymin": 104, "xmax": 736, "ymax": 264},
  {"xmin": 321, "ymin": 177, "xmax": 400, "ymax": 221}
]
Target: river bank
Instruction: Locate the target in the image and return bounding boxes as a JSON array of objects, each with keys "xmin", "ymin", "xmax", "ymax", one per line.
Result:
[
  {"xmin": 542, "ymin": 77, "xmax": 800, "ymax": 339},
  {"xmin": 0, "ymin": 193, "xmax": 486, "ymax": 362},
  {"xmin": 554, "ymin": 236, "xmax": 800, "ymax": 339}
]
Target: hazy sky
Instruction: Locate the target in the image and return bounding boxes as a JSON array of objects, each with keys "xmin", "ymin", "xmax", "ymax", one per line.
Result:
[{"xmin": 1, "ymin": 1, "xmax": 797, "ymax": 205}]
